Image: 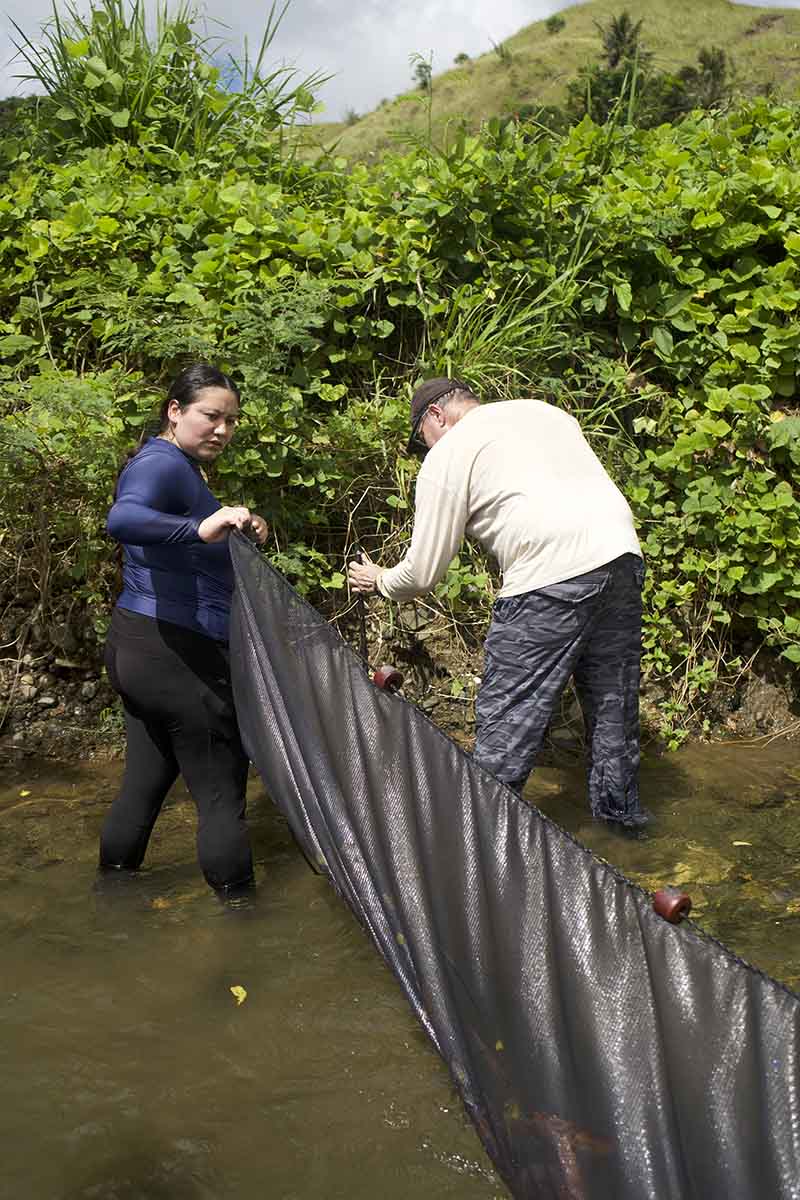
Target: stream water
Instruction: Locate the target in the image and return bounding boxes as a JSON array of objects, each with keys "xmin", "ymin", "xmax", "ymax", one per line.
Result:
[{"xmin": 1, "ymin": 737, "xmax": 798, "ymax": 1199}]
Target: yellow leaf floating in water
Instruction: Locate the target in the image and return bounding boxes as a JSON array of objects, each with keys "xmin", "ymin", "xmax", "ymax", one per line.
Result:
[
  {"xmin": 733, "ymin": 841, "xmax": 752, "ymax": 847},
  {"xmin": 19, "ymin": 790, "xmax": 31, "ymax": 797},
  {"xmin": 230, "ymin": 985, "xmax": 247, "ymax": 1006}
]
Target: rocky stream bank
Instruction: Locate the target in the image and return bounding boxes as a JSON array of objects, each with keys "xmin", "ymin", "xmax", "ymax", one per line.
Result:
[{"xmin": 1, "ymin": 600, "xmax": 797, "ymax": 764}]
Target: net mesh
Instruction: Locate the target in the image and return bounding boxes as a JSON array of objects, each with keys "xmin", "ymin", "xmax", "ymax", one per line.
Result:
[{"xmin": 229, "ymin": 535, "xmax": 800, "ymax": 1200}]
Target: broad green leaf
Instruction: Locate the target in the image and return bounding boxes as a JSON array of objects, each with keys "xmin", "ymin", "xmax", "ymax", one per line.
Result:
[
  {"xmin": 0, "ymin": 334, "xmax": 38, "ymax": 354},
  {"xmin": 765, "ymin": 416, "xmax": 800, "ymax": 451},
  {"xmin": 729, "ymin": 384, "xmax": 771, "ymax": 403},
  {"xmin": 65, "ymin": 37, "xmax": 89, "ymax": 58},
  {"xmin": 729, "ymin": 341, "xmax": 759, "ymax": 364},
  {"xmin": 727, "ymin": 256, "xmax": 759, "ymax": 282},
  {"xmin": 165, "ymin": 281, "xmax": 204, "ymax": 306},
  {"xmin": 662, "ymin": 290, "xmax": 693, "ymax": 318},
  {"xmin": 705, "ymin": 388, "xmax": 730, "ymax": 412},
  {"xmin": 219, "ymin": 183, "xmax": 248, "ymax": 207},
  {"xmin": 652, "ymin": 326, "xmax": 674, "ymax": 357},
  {"xmin": 715, "ymin": 223, "xmax": 761, "ymax": 251},
  {"xmin": 296, "ymin": 230, "xmax": 320, "ymax": 252},
  {"xmin": 718, "ymin": 313, "xmax": 751, "ymax": 334},
  {"xmin": 110, "ymin": 109, "xmax": 130, "ymax": 128},
  {"xmin": 613, "ymin": 281, "xmax": 632, "ymax": 313},
  {"xmin": 618, "ymin": 321, "xmax": 639, "ymax": 352},
  {"xmin": 63, "ymin": 202, "xmax": 94, "ymax": 231},
  {"xmin": 691, "ymin": 211, "xmax": 724, "ymax": 230}
]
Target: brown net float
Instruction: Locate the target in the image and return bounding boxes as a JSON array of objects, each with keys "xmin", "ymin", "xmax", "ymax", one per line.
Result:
[
  {"xmin": 653, "ymin": 886, "xmax": 693, "ymax": 924},
  {"xmin": 372, "ymin": 664, "xmax": 404, "ymax": 692}
]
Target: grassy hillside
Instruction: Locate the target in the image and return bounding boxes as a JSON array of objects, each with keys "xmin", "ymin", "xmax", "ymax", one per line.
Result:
[{"xmin": 299, "ymin": 0, "xmax": 800, "ymax": 161}]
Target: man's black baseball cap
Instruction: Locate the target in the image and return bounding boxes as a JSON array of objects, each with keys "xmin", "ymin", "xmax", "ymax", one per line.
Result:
[{"xmin": 407, "ymin": 377, "xmax": 470, "ymax": 451}]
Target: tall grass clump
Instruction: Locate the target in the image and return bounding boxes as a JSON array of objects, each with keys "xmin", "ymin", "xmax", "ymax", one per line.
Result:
[
  {"xmin": 11, "ymin": 0, "xmax": 325, "ymax": 154},
  {"xmin": 419, "ymin": 270, "xmax": 587, "ymax": 401}
]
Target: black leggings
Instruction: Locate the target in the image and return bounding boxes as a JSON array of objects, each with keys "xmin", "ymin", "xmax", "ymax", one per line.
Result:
[{"xmin": 100, "ymin": 608, "xmax": 254, "ymax": 891}]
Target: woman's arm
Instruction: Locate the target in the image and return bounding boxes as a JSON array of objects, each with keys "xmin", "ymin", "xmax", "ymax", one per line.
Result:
[
  {"xmin": 108, "ymin": 454, "xmax": 203, "ymax": 545},
  {"xmin": 109, "ymin": 453, "xmax": 269, "ymax": 547},
  {"xmin": 108, "ymin": 499, "xmax": 203, "ymax": 545}
]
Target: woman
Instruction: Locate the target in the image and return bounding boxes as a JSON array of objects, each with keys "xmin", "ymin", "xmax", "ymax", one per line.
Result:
[{"xmin": 100, "ymin": 363, "xmax": 268, "ymax": 898}]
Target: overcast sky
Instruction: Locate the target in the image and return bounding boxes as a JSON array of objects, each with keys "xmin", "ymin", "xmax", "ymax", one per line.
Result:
[
  {"xmin": 2, "ymin": 0, "xmax": 586, "ymax": 119},
  {"xmin": 4, "ymin": 0, "xmax": 800, "ymax": 120}
]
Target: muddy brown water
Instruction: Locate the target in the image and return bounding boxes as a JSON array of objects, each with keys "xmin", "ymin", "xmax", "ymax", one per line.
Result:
[{"xmin": 1, "ymin": 739, "xmax": 798, "ymax": 1199}]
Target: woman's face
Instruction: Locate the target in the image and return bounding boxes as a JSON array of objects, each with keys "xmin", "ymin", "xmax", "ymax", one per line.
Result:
[{"xmin": 167, "ymin": 387, "xmax": 240, "ymax": 462}]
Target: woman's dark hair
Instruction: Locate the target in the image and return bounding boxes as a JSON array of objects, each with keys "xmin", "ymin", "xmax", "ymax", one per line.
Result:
[
  {"xmin": 157, "ymin": 363, "xmax": 241, "ymax": 432},
  {"xmin": 115, "ymin": 362, "xmax": 241, "ymax": 492}
]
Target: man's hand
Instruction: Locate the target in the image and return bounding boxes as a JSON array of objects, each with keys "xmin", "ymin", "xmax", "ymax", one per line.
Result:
[{"xmin": 348, "ymin": 554, "xmax": 382, "ymax": 594}]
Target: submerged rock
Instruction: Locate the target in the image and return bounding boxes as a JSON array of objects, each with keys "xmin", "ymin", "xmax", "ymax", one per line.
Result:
[{"xmin": 667, "ymin": 842, "xmax": 734, "ymax": 887}]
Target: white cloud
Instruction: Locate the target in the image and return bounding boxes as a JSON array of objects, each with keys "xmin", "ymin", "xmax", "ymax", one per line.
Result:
[{"xmin": 261, "ymin": 0, "xmax": 573, "ymax": 119}]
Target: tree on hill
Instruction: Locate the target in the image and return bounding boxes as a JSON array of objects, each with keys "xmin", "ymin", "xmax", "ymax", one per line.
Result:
[
  {"xmin": 412, "ymin": 59, "xmax": 432, "ymax": 90},
  {"xmin": 687, "ymin": 46, "xmax": 731, "ymax": 109},
  {"xmin": 505, "ymin": 14, "xmax": 732, "ymax": 136},
  {"xmin": 545, "ymin": 15, "xmax": 565, "ymax": 35},
  {"xmin": 565, "ymin": 12, "xmax": 732, "ymax": 128},
  {"xmin": 595, "ymin": 11, "xmax": 648, "ymax": 69}
]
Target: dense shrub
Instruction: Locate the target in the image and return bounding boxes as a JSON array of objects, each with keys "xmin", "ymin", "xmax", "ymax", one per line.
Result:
[{"xmin": 1, "ymin": 13, "xmax": 798, "ymax": 736}]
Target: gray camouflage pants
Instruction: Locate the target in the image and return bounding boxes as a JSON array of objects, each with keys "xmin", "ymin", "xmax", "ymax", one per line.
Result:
[{"xmin": 473, "ymin": 553, "xmax": 647, "ymax": 827}]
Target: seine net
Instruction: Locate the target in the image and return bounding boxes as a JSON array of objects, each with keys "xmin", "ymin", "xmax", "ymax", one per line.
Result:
[{"xmin": 229, "ymin": 535, "xmax": 800, "ymax": 1200}]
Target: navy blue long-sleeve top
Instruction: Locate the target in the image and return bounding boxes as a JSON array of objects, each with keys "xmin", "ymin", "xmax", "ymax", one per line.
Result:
[{"xmin": 107, "ymin": 437, "xmax": 233, "ymax": 642}]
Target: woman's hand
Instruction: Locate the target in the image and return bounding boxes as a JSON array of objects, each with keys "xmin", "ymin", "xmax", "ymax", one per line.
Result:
[
  {"xmin": 198, "ymin": 506, "xmax": 255, "ymax": 544},
  {"xmin": 247, "ymin": 514, "xmax": 269, "ymax": 545}
]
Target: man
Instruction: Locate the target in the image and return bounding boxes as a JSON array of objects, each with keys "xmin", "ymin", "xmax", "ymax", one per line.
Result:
[{"xmin": 348, "ymin": 378, "xmax": 647, "ymax": 828}]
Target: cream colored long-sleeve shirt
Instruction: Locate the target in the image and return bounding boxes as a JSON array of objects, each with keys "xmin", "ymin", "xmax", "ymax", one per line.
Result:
[{"xmin": 377, "ymin": 399, "xmax": 641, "ymax": 602}]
